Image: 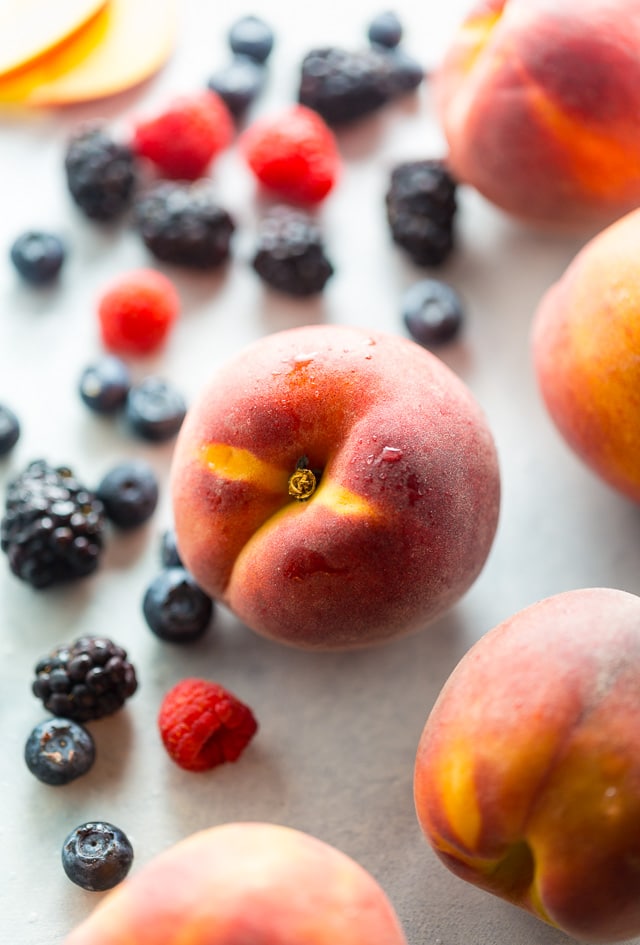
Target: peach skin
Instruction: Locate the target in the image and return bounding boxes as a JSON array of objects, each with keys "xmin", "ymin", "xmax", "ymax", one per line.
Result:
[
  {"xmin": 532, "ymin": 207, "xmax": 640, "ymax": 502},
  {"xmin": 63, "ymin": 821, "xmax": 409, "ymax": 945},
  {"xmin": 435, "ymin": 0, "xmax": 640, "ymax": 227},
  {"xmin": 414, "ymin": 586, "xmax": 640, "ymax": 942},
  {"xmin": 170, "ymin": 324, "xmax": 500, "ymax": 650}
]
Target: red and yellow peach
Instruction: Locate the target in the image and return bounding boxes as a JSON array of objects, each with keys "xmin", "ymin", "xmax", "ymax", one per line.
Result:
[{"xmin": 170, "ymin": 324, "xmax": 500, "ymax": 650}]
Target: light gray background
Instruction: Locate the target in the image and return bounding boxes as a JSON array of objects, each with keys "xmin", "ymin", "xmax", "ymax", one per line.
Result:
[{"xmin": 2, "ymin": 1, "xmax": 639, "ymax": 942}]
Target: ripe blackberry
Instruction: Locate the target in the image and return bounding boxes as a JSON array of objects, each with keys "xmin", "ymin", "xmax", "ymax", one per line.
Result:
[
  {"xmin": 385, "ymin": 159, "xmax": 458, "ymax": 266},
  {"xmin": 64, "ymin": 121, "xmax": 138, "ymax": 222},
  {"xmin": 1, "ymin": 460, "xmax": 106, "ymax": 589},
  {"xmin": 252, "ymin": 206, "xmax": 334, "ymax": 296},
  {"xmin": 134, "ymin": 181, "xmax": 236, "ymax": 269},
  {"xmin": 298, "ymin": 46, "xmax": 394, "ymax": 125},
  {"xmin": 32, "ymin": 635, "xmax": 138, "ymax": 722}
]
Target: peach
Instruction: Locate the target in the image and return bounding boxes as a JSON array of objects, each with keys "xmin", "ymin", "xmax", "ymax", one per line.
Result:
[
  {"xmin": 434, "ymin": 0, "xmax": 640, "ymax": 227},
  {"xmin": 63, "ymin": 821, "xmax": 409, "ymax": 945},
  {"xmin": 414, "ymin": 586, "xmax": 640, "ymax": 942},
  {"xmin": 170, "ymin": 324, "xmax": 500, "ymax": 650},
  {"xmin": 531, "ymin": 207, "xmax": 640, "ymax": 502}
]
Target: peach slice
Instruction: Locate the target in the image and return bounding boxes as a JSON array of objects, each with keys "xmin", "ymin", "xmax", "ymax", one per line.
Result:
[
  {"xmin": 0, "ymin": 0, "xmax": 177, "ymax": 106},
  {"xmin": 0, "ymin": 0, "xmax": 106, "ymax": 78}
]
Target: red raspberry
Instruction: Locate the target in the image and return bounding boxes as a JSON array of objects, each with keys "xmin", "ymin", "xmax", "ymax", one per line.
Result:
[
  {"xmin": 241, "ymin": 104, "xmax": 340, "ymax": 204},
  {"xmin": 98, "ymin": 269, "xmax": 180, "ymax": 356},
  {"xmin": 158, "ymin": 678, "xmax": 258, "ymax": 772},
  {"xmin": 132, "ymin": 91, "xmax": 234, "ymax": 180}
]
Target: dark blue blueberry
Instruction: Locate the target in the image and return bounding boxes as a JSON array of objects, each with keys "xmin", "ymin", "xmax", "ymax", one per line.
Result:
[
  {"xmin": 160, "ymin": 528, "xmax": 183, "ymax": 568},
  {"xmin": 207, "ymin": 56, "xmax": 266, "ymax": 118},
  {"xmin": 368, "ymin": 10, "xmax": 403, "ymax": 48},
  {"xmin": 385, "ymin": 46, "xmax": 424, "ymax": 95},
  {"xmin": 402, "ymin": 279, "xmax": 464, "ymax": 347},
  {"xmin": 96, "ymin": 460, "xmax": 159, "ymax": 529},
  {"xmin": 0, "ymin": 404, "xmax": 20, "ymax": 456},
  {"xmin": 24, "ymin": 717, "xmax": 95, "ymax": 786},
  {"xmin": 61, "ymin": 821, "xmax": 133, "ymax": 891},
  {"xmin": 78, "ymin": 355, "xmax": 132, "ymax": 414},
  {"xmin": 10, "ymin": 230, "xmax": 66, "ymax": 285},
  {"xmin": 228, "ymin": 15, "xmax": 274, "ymax": 63},
  {"xmin": 125, "ymin": 377, "xmax": 186, "ymax": 442},
  {"xmin": 143, "ymin": 567, "xmax": 213, "ymax": 643}
]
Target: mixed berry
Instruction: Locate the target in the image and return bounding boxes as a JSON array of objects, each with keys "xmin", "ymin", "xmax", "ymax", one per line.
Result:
[{"xmin": 3, "ymin": 7, "xmax": 473, "ymax": 908}]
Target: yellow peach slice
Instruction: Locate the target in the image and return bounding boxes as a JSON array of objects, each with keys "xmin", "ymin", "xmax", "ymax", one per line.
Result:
[{"xmin": 0, "ymin": 0, "xmax": 177, "ymax": 106}]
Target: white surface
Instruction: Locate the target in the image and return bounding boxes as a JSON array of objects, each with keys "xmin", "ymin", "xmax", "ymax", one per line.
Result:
[{"xmin": 2, "ymin": 1, "xmax": 640, "ymax": 943}]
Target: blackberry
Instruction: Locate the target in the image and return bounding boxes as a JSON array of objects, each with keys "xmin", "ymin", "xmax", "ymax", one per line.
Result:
[
  {"xmin": 207, "ymin": 56, "xmax": 266, "ymax": 119},
  {"xmin": 32, "ymin": 635, "xmax": 138, "ymax": 722},
  {"xmin": 252, "ymin": 206, "xmax": 334, "ymax": 297},
  {"xmin": 402, "ymin": 278, "xmax": 464, "ymax": 346},
  {"xmin": 1, "ymin": 460, "xmax": 106, "ymax": 589},
  {"xmin": 24, "ymin": 717, "xmax": 95, "ymax": 786},
  {"xmin": 64, "ymin": 121, "xmax": 138, "ymax": 222},
  {"xmin": 62, "ymin": 821, "xmax": 133, "ymax": 891},
  {"xmin": 228, "ymin": 15, "xmax": 274, "ymax": 64},
  {"xmin": 385, "ymin": 159, "xmax": 458, "ymax": 266},
  {"xmin": 143, "ymin": 567, "xmax": 213, "ymax": 643},
  {"xmin": 125, "ymin": 376, "xmax": 186, "ymax": 442},
  {"xmin": 0, "ymin": 404, "xmax": 20, "ymax": 456},
  {"xmin": 96, "ymin": 460, "xmax": 159, "ymax": 529},
  {"xmin": 298, "ymin": 46, "xmax": 394, "ymax": 125},
  {"xmin": 134, "ymin": 181, "xmax": 236, "ymax": 269},
  {"xmin": 10, "ymin": 230, "xmax": 66, "ymax": 285}
]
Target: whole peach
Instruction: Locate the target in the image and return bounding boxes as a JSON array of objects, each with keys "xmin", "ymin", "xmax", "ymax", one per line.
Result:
[
  {"xmin": 170, "ymin": 324, "xmax": 500, "ymax": 649},
  {"xmin": 532, "ymin": 207, "xmax": 640, "ymax": 502},
  {"xmin": 414, "ymin": 587, "xmax": 640, "ymax": 942},
  {"xmin": 435, "ymin": 0, "xmax": 640, "ymax": 227},
  {"xmin": 63, "ymin": 821, "xmax": 409, "ymax": 945}
]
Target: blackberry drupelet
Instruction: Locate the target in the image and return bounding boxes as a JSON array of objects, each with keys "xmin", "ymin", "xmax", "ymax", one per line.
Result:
[
  {"xmin": 385, "ymin": 159, "xmax": 458, "ymax": 266},
  {"xmin": 298, "ymin": 46, "xmax": 394, "ymax": 125},
  {"xmin": 64, "ymin": 121, "xmax": 138, "ymax": 222},
  {"xmin": 134, "ymin": 181, "xmax": 236, "ymax": 268},
  {"xmin": 32, "ymin": 635, "xmax": 138, "ymax": 722},
  {"xmin": 1, "ymin": 460, "xmax": 106, "ymax": 589},
  {"xmin": 252, "ymin": 205, "xmax": 334, "ymax": 297}
]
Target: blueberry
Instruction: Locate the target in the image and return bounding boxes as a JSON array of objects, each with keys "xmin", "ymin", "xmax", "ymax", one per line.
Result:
[
  {"xmin": 160, "ymin": 528, "xmax": 183, "ymax": 568},
  {"xmin": 368, "ymin": 10, "xmax": 403, "ymax": 48},
  {"xmin": 402, "ymin": 279, "xmax": 464, "ymax": 346},
  {"xmin": 125, "ymin": 377, "xmax": 186, "ymax": 442},
  {"xmin": 25, "ymin": 717, "xmax": 95, "ymax": 786},
  {"xmin": 385, "ymin": 47, "xmax": 425, "ymax": 95},
  {"xmin": 78, "ymin": 355, "xmax": 132, "ymax": 414},
  {"xmin": 10, "ymin": 230, "xmax": 66, "ymax": 285},
  {"xmin": 61, "ymin": 821, "xmax": 133, "ymax": 891},
  {"xmin": 207, "ymin": 56, "xmax": 266, "ymax": 118},
  {"xmin": 96, "ymin": 460, "xmax": 159, "ymax": 529},
  {"xmin": 0, "ymin": 404, "xmax": 20, "ymax": 456},
  {"xmin": 143, "ymin": 567, "xmax": 213, "ymax": 643},
  {"xmin": 228, "ymin": 15, "xmax": 274, "ymax": 63}
]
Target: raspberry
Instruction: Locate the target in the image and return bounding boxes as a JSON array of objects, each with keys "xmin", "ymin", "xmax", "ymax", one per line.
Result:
[
  {"xmin": 98, "ymin": 269, "xmax": 180, "ymax": 357},
  {"xmin": 158, "ymin": 678, "xmax": 258, "ymax": 772},
  {"xmin": 241, "ymin": 105, "xmax": 340, "ymax": 205},
  {"xmin": 132, "ymin": 91, "xmax": 234, "ymax": 180}
]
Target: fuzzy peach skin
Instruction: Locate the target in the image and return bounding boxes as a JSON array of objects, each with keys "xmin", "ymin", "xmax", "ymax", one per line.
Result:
[
  {"xmin": 170, "ymin": 324, "xmax": 500, "ymax": 650},
  {"xmin": 532, "ymin": 207, "xmax": 640, "ymax": 502},
  {"xmin": 434, "ymin": 0, "xmax": 640, "ymax": 227},
  {"xmin": 63, "ymin": 821, "xmax": 409, "ymax": 945},
  {"xmin": 414, "ymin": 587, "xmax": 640, "ymax": 943}
]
